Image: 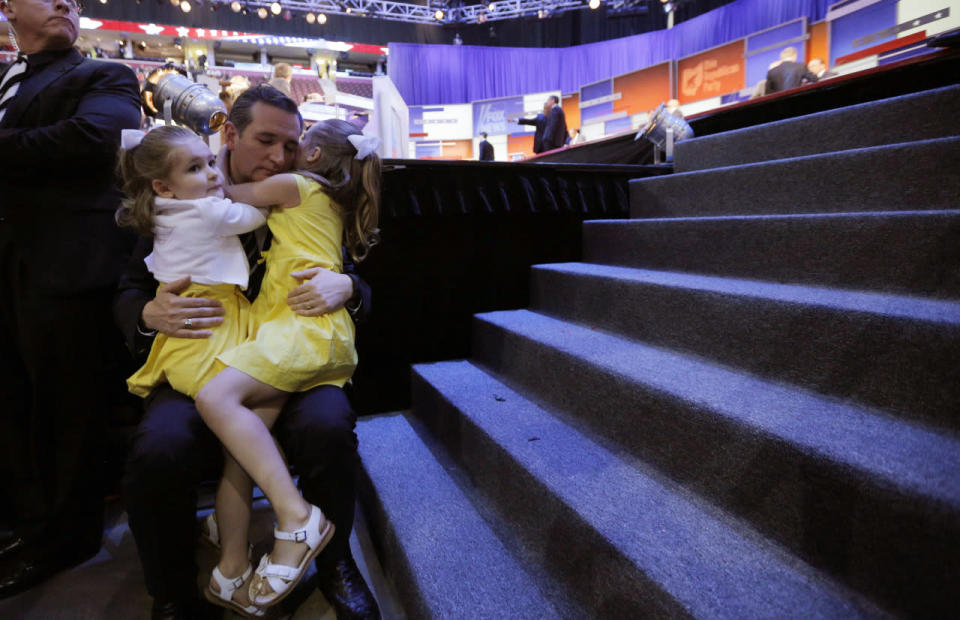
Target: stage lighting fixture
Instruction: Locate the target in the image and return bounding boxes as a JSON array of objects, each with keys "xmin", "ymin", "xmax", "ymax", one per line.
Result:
[
  {"xmin": 488, "ymin": 2, "xmax": 495, "ymax": 10},
  {"xmin": 318, "ymin": 12, "xmax": 328, "ymax": 23},
  {"xmin": 588, "ymin": 0, "xmax": 600, "ymax": 8},
  {"xmin": 99, "ymin": 0, "xmax": 107, "ymax": 4},
  {"xmin": 258, "ymin": 7, "xmax": 268, "ymax": 18},
  {"xmin": 477, "ymin": 12, "xmax": 487, "ymax": 23},
  {"xmin": 169, "ymin": 0, "xmax": 179, "ymax": 6},
  {"xmin": 306, "ymin": 11, "xmax": 316, "ymax": 23},
  {"xmin": 271, "ymin": 1, "xmax": 282, "ymax": 15},
  {"xmin": 636, "ymin": 101, "xmax": 693, "ymax": 161},
  {"xmin": 230, "ymin": 1, "xmax": 241, "ymax": 11},
  {"xmin": 345, "ymin": 7, "xmax": 352, "ymax": 13},
  {"xmin": 141, "ymin": 66, "xmax": 228, "ymax": 135},
  {"xmin": 180, "ymin": 0, "xmax": 191, "ymax": 12},
  {"xmin": 434, "ymin": 8, "xmax": 444, "ymax": 20},
  {"xmin": 537, "ymin": 8, "xmax": 546, "ymax": 18}
]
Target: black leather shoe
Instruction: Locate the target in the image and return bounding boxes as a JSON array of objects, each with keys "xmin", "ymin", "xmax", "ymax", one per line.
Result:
[
  {"xmin": 0, "ymin": 541, "xmax": 98, "ymax": 600},
  {"xmin": 317, "ymin": 552, "xmax": 381, "ymax": 620}
]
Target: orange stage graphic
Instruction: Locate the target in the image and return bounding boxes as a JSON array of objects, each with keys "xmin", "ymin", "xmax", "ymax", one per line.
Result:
[
  {"xmin": 613, "ymin": 61, "xmax": 672, "ymax": 117},
  {"xmin": 677, "ymin": 40, "xmax": 745, "ymax": 104}
]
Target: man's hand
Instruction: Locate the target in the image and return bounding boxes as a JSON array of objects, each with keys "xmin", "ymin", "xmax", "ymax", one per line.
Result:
[
  {"xmin": 141, "ymin": 276, "xmax": 224, "ymax": 338},
  {"xmin": 288, "ymin": 267, "xmax": 354, "ymax": 316}
]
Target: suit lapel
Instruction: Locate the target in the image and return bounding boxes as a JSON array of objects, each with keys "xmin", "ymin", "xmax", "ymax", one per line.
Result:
[{"xmin": 0, "ymin": 49, "xmax": 83, "ymax": 128}]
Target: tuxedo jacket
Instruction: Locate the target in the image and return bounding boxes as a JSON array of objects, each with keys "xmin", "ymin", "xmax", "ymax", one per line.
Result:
[
  {"xmin": 766, "ymin": 61, "xmax": 818, "ymax": 94},
  {"xmin": 0, "ymin": 48, "xmax": 141, "ymax": 295},
  {"xmin": 478, "ymin": 139, "xmax": 494, "ymax": 161},
  {"xmin": 518, "ymin": 114, "xmax": 546, "ymax": 154},
  {"xmin": 542, "ymin": 106, "xmax": 568, "ymax": 152}
]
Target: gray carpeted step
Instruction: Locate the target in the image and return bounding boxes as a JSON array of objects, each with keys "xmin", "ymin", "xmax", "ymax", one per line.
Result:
[
  {"xmin": 629, "ymin": 136, "xmax": 960, "ymax": 218},
  {"xmin": 529, "ymin": 262, "xmax": 960, "ymax": 428},
  {"xmin": 356, "ymin": 413, "xmax": 565, "ymax": 620},
  {"xmin": 410, "ymin": 360, "xmax": 883, "ymax": 619},
  {"xmin": 582, "ymin": 210, "xmax": 960, "ymax": 299},
  {"xmin": 470, "ymin": 309, "xmax": 960, "ymax": 617},
  {"xmin": 674, "ymin": 84, "xmax": 960, "ymax": 172}
]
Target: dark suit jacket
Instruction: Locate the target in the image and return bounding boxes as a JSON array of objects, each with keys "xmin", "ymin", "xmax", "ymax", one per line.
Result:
[
  {"xmin": 518, "ymin": 114, "xmax": 546, "ymax": 154},
  {"xmin": 542, "ymin": 105, "xmax": 568, "ymax": 152},
  {"xmin": 765, "ymin": 61, "xmax": 818, "ymax": 94},
  {"xmin": 478, "ymin": 139, "xmax": 494, "ymax": 161},
  {"xmin": 0, "ymin": 48, "xmax": 141, "ymax": 294}
]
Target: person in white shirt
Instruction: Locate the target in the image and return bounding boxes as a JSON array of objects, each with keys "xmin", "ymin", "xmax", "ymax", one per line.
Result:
[{"xmin": 115, "ymin": 124, "xmax": 267, "ymax": 616}]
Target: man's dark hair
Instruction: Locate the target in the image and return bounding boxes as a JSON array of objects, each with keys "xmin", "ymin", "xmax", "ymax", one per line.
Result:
[
  {"xmin": 229, "ymin": 84, "xmax": 303, "ymax": 135},
  {"xmin": 481, "ymin": 132, "xmax": 487, "ymax": 139},
  {"xmin": 549, "ymin": 95, "xmax": 560, "ymax": 104}
]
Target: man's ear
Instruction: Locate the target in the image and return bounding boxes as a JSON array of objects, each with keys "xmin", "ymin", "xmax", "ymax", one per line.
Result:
[
  {"xmin": 152, "ymin": 178, "xmax": 174, "ymax": 199},
  {"xmin": 223, "ymin": 121, "xmax": 239, "ymax": 151}
]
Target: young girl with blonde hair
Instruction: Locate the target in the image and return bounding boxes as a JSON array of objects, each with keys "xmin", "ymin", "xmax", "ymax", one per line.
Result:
[
  {"xmin": 195, "ymin": 118, "xmax": 380, "ymax": 609},
  {"xmin": 117, "ymin": 124, "xmax": 272, "ymax": 617}
]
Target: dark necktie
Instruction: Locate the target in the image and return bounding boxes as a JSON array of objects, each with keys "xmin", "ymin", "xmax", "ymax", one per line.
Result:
[
  {"xmin": 241, "ymin": 229, "xmax": 272, "ymax": 301},
  {"xmin": 0, "ymin": 53, "xmax": 28, "ymax": 123}
]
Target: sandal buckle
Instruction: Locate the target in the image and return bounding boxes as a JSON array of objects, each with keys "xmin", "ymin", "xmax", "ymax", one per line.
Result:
[{"xmin": 294, "ymin": 531, "xmax": 307, "ymax": 543}]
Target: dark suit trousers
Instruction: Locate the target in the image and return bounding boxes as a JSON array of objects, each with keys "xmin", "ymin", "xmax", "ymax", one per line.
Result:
[
  {"xmin": 0, "ymin": 230, "xmax": 126, "ymax": 552},
  {"xmin": 121, "ymin": 383, "xmax": 359, "ymax": 602}
]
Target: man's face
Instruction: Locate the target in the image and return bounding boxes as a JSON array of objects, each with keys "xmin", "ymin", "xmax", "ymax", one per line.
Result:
[
  {"xmin": 544, "ymin": 98, "xmax": 555, "ymax": 111},
  {"xmin": 0, "ymin": 0, "xmax": 80, "ymax": 55},
  {"xmin": 224, "ymin": 101, "xmax": 301, "ymax": 183},
  {"xmin": 808, "ymin": 59, "xmax": 824, "ymax": 74}
]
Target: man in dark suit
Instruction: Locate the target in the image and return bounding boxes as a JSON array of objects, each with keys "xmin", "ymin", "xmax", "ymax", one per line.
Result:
[
  {"xmin": 766, "ymin": 46, "xmax": 819, "ymax": 94},
  {"xmin": 114, "ymin": 85, "xmax": 380, "ymax": 620},
  {"xmin": 542, "ymin": 94, "xmax": 568, "ymax": 152},
  {"xmin": 0, "ymin": 0, "xmax": 142, "ymax": 598},
  {"xmin": 513, "ymin": 103, "xmax": 548, "ymax": 154},
  {"xmin": 807, "ymin": 58, "xmax": 838, "ymax": 80},
  {"xmin": 478, "ymin": 132, "xmax": 494, "ymax": 161}
]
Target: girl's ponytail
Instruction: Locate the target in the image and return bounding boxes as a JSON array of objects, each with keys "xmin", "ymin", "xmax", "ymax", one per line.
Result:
[{"xmin": 345, "ymin": 154, "xmax": 381, "ymax": 263}]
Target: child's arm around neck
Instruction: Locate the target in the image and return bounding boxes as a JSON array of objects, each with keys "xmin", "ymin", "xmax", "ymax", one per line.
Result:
[{"xmin": 225, "ymin": 173, "xmax": 301, "ymax": 210}]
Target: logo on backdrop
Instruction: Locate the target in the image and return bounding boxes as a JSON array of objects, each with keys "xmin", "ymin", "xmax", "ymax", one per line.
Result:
[
  {"xmin": 681, "ymin": 58, "xmax": 740, "ymax": 98},
  {"xmin": 473, "ymin": 97, "xmax": 524, "ymax": 136}
]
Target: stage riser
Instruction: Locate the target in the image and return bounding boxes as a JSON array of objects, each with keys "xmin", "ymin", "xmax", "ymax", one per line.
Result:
[
  {"xmin": 356, "ymin": 413, "xmax": 566, "ymax": 619},
  {"xmin": 468, "ymin": 310, "xmax": 960, "ymax": 618},
  {"xmin": 529, "ymin": 263, "xmax": 960, "ymax": 428},
  {"xmin": 674, "ymin": 84, "xmax": 960, "ymax": 172},
  {"xmin": 405, "ymin": 360, "xmax": 882, "ymax": 619},
  {"xmin": 630, "ymin": 136, "xmax": 960, "ymax": 218},
  {"xmin": 582, "ymin": 210, "xmax": 960, "ymax": 299}
]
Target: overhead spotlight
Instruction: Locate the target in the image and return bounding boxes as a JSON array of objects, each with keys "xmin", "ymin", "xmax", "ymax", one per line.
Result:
[
  {"xmin": 257, "ymin": 6, "xmax": 268, "ymax": 18},
  {"xmin": 345, "ymin": 7, "xmax": 352, "ymax": 13},
  {"xmin": 270, "ymin": 1, "xmax": 282, "ymax": 15},
  {"xmin": 537, "ymin": 8, "xmax": 546, "ymax": 18},
  {"xmin": 488, "ymin": 2, "xmax": 495, "ymax": 10},
  {"xmin": 434, "ymin": 8, "xmax": 444, "ymax": 20},
  {"xmin": 230, "ymin": 1, "xmax": 241, "ymax": 11},
  {"xmin": 169, "ymin": 0, "xmax": 179, "ymax": 6},
  {"xmin": 588, "ymin": 0, "xmax": 600, "ymax": 8},
  {"xmin": 477, "ymin": 12, "xmax": 487, "ymax": 23},
  {"xmin": 663, "ymin": 1, "xmax": 673, "ymax": 11},
  {"xmin": 180, "ymin": 0, "xmax": 191, "ymax": 12},
  {"xmin": 317, "ymin": 12, "xmax": 327, "ymax": 23},
  {"xmin": 306, "ymin": 11, "xmax": 316, "ymax": 23},
  {"xmin": 99, "ymin": 0, "xmax": 107, "ymax": 4}
]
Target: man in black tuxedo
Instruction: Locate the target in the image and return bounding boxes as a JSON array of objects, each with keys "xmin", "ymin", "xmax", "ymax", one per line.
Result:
[
  {"xmin": 0, "ymin": 0, "xmax": 142, "ymax": 598},
  {"xmin": 478, "ymin": 132, "xmax": 494, "ymax": 161},
  {"xmin": 766, "ymin": 46, "xmax": 819, "ymax": 94},
  {"xmin": 114, "ymin": 85, "xmax": 380, "ymax": 620},
  {"xmin": 541, "ymin": 94, "xmax": 568, "ymax": 152},
  {"xmin": 513, "ymin": 102, "xmax": 548, "ymax": 154}
]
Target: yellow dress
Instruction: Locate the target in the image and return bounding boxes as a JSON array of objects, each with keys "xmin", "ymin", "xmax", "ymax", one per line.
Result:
[
  {"xmin": 217, "ymin": 175, "xmax": 357, "ymax": 392},
  {"xmin": 127, "ymin": 282, "xmax": 252, "ymax": 399}
]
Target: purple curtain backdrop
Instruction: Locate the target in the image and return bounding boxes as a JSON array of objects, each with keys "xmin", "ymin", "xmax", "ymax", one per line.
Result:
[{"xmin": 388, "ymin": 0, "xmax": 832, "ymax": 105}]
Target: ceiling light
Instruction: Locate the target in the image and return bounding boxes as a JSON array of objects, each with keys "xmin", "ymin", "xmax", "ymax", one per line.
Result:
[
  {"xmin": 169, "ymin": 0, "xmax": 179, "ymax": 6},
  {"xmin": 537, "ymin": 8, "xmax": 546, "ymax": 18},
  {"xmin": 477, "ymin": 12, "xmax": 487, "ymax": 23},
  {"xmin": 230, "ymin": 1, "xmax": 241, "ymax": 11},
  {"xmin": 488, "ymin": 2, "xmax": 495, "ymax": 10},
  {"xmin": 434, "ymin": 8, "xmax": 444, "ymax": 20},
  {"xmin": 180, "ymin": 0, "xmax": 191, "ymax": 12},
  {"xmin": 257, "ymin": 6, "xmax": 268, "ymax": 18},
  {"xmin": 345, "ymin": 7, "xmax": 352, "ymax": 13},
  {"xmin": 317, "ymin": 12, "xmax": 328, "ymax": 24},
  {"xmin": 306, "ymin": 12, "xmax": 316, "ymax": 23},
  {"xmin": 270, "ymin": 1, "xmax": 282, "ymax": 15},
  {"xmin": 588, "ymin": 0, "xmax": 600, "ymax": 8}
]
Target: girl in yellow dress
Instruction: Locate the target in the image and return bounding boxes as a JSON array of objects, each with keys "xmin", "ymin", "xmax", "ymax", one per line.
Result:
[{"xmin": 196, "ymin": 119, "xmax": 380, "ymax": 609}]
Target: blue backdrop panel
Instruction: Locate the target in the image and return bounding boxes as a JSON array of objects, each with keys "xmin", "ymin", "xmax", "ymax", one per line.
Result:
[
  {"xmin": 829, "ymin": 0, "xmax": 898, "ymax": 65},
  {"xmin": 581, "ymin": 79, "xmax": 613, "ymax": 102},
  {"xmin": 389, "ymin": 0, "xmax": 832, "ymax": 105},
  {"xmin": 604, "ymin": 116, "xmax": 634, "ymax": 134},
  {"xmin": 581, "ymin": 101, "xmax": 614, "ymax": 123},
  {"xmin": 745, "ymin": 19, "xmax": 808, "ymax": 87},
  {"xmin": 473, "ymin": 96, "xmax": 527, "ymax": 137}
]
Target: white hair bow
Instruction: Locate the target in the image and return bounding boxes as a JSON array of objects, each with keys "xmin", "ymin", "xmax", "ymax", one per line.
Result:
[
  {"xmin": 121, "ymin": 129, "xmax": 146, "ymax": 151},
  {"xmin": 347, "ymin": 134, "xmax": 381, "ymax": 160}
]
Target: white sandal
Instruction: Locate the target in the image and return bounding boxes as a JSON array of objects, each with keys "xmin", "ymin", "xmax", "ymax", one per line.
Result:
[
  {"xmin": 249, "ymin": 504, "xmax": 335, "ymax": 607},
  {"xmin": 204, "ymin": 563, "xmax": 265, "ymax": 617}
]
